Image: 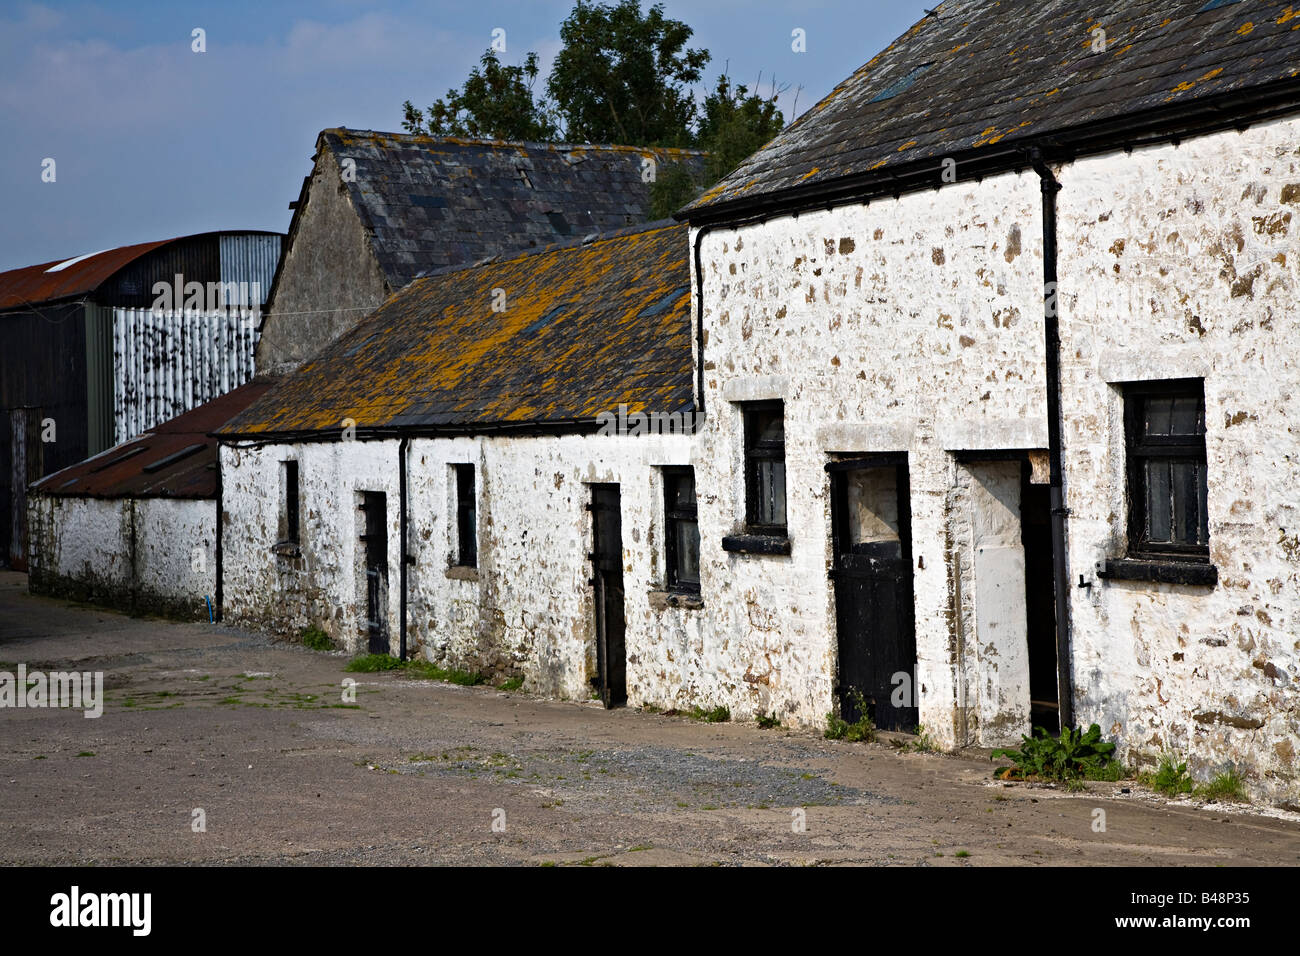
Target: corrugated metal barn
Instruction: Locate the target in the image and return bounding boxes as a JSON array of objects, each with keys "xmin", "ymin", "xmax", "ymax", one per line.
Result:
[{"xmin": 0, "ymin": 231, "xmax": 282, "ymax": 569}]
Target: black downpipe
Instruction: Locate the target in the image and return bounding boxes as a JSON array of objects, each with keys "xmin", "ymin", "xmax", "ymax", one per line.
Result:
[
  {"xmin": 214, "ymin": 443, "xmax": 223, "ymax": 622},
  {"xmin": 398, "ymin": 436, "xmax": 409, "ymax": 661},
  {"xmin": 1030, "ymin": 149, "xmax": 1075, "ymax": 730},
  {"xmin": 692, "ymin": 225, "xmax": 713, "ymax": 418}
]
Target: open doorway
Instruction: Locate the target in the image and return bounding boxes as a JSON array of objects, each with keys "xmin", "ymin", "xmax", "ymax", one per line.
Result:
[{"xmin": 1020, "ymin": 462, "xmax": 1059, "ymax": 734}]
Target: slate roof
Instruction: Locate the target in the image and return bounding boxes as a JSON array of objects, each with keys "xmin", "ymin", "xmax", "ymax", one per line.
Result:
[
  {"xmin": 32, "ymin": 380, "xmax": 275, "ymax": 499},
  {"xmin": 219, "ymin": 222, "xmax": 691, "ymax": 437},
  {"xmin": 319, "ymin": 128, "xmax": 707, "ymax": 289},
  {"xmin": 685, "ymin": 0, "xmax": 1300, "ymax": 217}
]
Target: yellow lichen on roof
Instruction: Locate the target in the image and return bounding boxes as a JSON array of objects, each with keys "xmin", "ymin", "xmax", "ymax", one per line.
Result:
[
  {"xmin": 799, "ymin": 167, "xmax": 820, "ymax": 181},
  {"xmin": 1237, "ymin": 22, "xmax": 1255, "ymax": 36},
  {"xmin": 1281, "ymin": 7, "xmax": 1300, "ymax": 25},
  {"xmin": 1172, "ymin": 67, "xmax": 1226, "ymax": 94},
  {"xmin": 222, "ymin": 224, "xmax": 692, "ymax": 436},
  {"xmin": 897, "ymin": 140, "xmax": 918, "ymax": 152}
]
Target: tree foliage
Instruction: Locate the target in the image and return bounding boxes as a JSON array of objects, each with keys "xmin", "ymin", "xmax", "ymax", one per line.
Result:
[
  {"xmin": 546, "ymin": 0, "xmax": 707, "ymax": 147},
  {"xmin": 400, "ymin": 1, "xmax": 787, "ymax": 219},
  {"xmin": 402, "ymin": 50, "xmax": 558, "ymax": 141}
]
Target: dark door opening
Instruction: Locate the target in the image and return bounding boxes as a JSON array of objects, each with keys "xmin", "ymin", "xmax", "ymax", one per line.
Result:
[
  {"xmin": 360, "ymin": 491, "xmax": 389, "ymax": 655},
  {"xmin": 829, "ymin": 457, "xmax": 917, "ymax": 732},
  {"xmin": 6, "ymin": 409, "xmax": 42, "ymax": 572},
  {"xmin": 1021, "ymin": 463, "xmax": 1059, "ymax": 734},
  {"xmin": 589, "ymin": 484, "xmax": 626, "ymax": 708}
]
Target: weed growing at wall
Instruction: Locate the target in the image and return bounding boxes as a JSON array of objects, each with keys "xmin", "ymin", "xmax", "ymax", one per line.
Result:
[
  {"xmin": 300, "ymin": 626, "xmax": 331, "ymax": 651},
  {"xmin": 992, "ymin": 724, "xmax": 1119, "ymax": 782},
  {"xmin": 1195, "ymin": 770, "xmax": 1247, "ymax": 803},
  {"xmin": 345, "ymin": 653, "xmax": 484, "ymax": 686},
  {"xmin": 1140, "ymin": 754, "xmax": 1195, "ymax": 797}
]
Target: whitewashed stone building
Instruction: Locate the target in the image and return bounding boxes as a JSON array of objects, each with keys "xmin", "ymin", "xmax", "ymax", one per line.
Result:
[
  {"xmin": 677, "ymin": 0, "xmax": 1300, "ymax": 803},
  {"xmin": 217, "ymin": 223, "xmax": 697, "ymax": 705},
  {"xmin": 213, "ymin": 0, "xmax": 1298, "ymax": 806}
]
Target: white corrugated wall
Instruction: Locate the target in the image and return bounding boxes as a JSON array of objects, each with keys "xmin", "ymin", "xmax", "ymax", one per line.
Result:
[{"xmin": 112, "ymin": 307, "xmax": 259, "ymax": 444}]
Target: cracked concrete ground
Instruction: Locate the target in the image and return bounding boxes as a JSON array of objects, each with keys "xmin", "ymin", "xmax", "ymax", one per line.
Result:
[{"xmin": 2, "ymin": 571, "xmax": 1298, "ymax": 866}]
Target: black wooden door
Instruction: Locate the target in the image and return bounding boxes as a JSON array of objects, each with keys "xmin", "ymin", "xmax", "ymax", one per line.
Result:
[
  {"xmin": 360, "ymin": 492, "xmax": 389, "ymax": 655},
  {"xmin": 589, "ymin": 484, "xmax": 626, "ymax": 708},
  {"xmin": 829, "ymin": 459, "xmax": 917, "ymax": 731}
]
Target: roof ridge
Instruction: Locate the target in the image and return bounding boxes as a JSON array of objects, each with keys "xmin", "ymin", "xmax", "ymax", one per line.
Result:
[
  {"xmin": 404, "ymin": 219, "xmax": 683, "ymax": 284},
  {"xmin": 320, "ymin": 127, "xmax": 708, "ymax": 156}
]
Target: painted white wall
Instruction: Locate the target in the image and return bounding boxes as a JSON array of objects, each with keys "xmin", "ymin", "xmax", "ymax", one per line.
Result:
[
  {"xmin": 689, "ymin": 170, "xmax": 1048, "ymax": 736},
  {"xmin": 220, "ymin": 430, "xmax": 696, "ymax": 702},
  {"xmin": 1057, "ymin": 116, "xmax": 1300, "ymax": 801},
  {"xmin": 28, "ymin": 495, "xmax": 214, "ymax": 617}
]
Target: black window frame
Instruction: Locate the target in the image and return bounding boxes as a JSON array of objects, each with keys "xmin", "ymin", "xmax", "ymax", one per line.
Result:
[
  {"xmin": 1123, "ymin": 379, "xmax": 1210, "ymax": 563},
  {"xmin": 742, "ymin": 400, "xmax": 787, "ymax": 536},
  {"xmin": 454, "ymin": 463, "xmax": 477, "ymax": 568},
  {"xmin": 282, "ymin": 460, "xmax": 300, "ymax": 545},
  {"xmin": 663, "ymin": 466, "xmax": 701, "ymax": 594}
]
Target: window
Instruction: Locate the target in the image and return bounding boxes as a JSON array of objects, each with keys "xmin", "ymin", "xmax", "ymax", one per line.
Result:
[
  {"xmin": 743, "ymin": 401, "xmax": 787, "ymax": 534},
  {"xmin": 663, "ymin": 468, "xmax": 700, "ymax": 592},
  {"xmin": 282, "ymin": 460, "xmax": 300, "ymax": 545},
  {"xmin": 1124, "ymin": 380, "xmax": 1209, "ymax": 561},
  {"xmin": 454, "ymin": 464, "xmax": 477, "ymax": 567}
]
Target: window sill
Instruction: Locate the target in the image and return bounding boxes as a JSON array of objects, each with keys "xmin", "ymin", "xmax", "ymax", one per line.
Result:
[
  {"xmin": 271, "ymin": 541, "xmax": 301, "ymax": 558},
  {"xmin": 445, "ymin": 565, "xmax": 479, "ymax": 582},
  {"xmin": 648, "ymin": 589, "xmax": 704, "ymax": 611},
  {"xmin": 1098, "ymin": 557, "xmax": 1217, "ymax": 587},
  {"xmin": 721, "ymin": 533, "xmax": 791, "ymax": 556}
]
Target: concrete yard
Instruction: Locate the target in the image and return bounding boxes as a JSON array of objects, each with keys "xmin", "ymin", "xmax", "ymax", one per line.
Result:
[{"xmin": 1, "ymin": 570, "xmax": 1297, "ymax": 867}]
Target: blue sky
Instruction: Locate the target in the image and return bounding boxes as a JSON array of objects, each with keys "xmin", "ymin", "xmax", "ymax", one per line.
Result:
[{"xmin": 0, "ymin": 0, "xmax": 932, "ymax": 271}]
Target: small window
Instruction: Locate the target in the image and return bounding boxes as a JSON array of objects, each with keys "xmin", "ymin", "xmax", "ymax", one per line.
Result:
[
  {"xmin": 283, "ymin": 460, "xmax": 300, "ymax": 545},
  {"xmin": 743, "ymin": 401, "xmax": 787, "ymax": 534},
  {"xmin": 454, "ymin": 464, "xmax": 477, "ymax": 567},
  {"xmin": 1124, "ymin": 380, "xmax": 1209, "ymax": 561},
  {"xmin": 664, "ymin": 467, "xmax": 700, "ymax": 592}
]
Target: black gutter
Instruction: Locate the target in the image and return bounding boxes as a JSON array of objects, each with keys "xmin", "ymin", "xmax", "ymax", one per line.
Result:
[
  {"xmin": 215, "ymin": 411, "xmax": 699, "ymax": 445},
  {"xmin": 398, "ymin": 436, "xmax": 409, "ymax": 661},
  {"xmin": 214, "ymin": 442, "xmax": 223, "ymax": 622},
  {"xmin": 1029, "ymin": 148, "xmax": 1074, "ymax": 731}
]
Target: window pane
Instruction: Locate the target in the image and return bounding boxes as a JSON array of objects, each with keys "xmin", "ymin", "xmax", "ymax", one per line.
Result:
[
  {"xmin": 1146, "ymin": 460, "xmax": 1171, "ymax": 542},
  {"xmin": 668, "ymin": 472, "xmax": 695, "ymax": 510},
  {"xmin": 1198, "ymin": 463, "xmax": 1210, "ymax": 545},
  {"xmin": 1144, "ymin": 396, "xmax": 1173, "ymax": 436},
  {"xmin": 756, "ymin": 459, "xmax": 787, "ymax": 526},
  {"xmin": 1166, "ymin": 459, "xmax": 1210, "ymax": 548},
  {"xmin": 1169, "ymin": 396, "xmax": 1204, "ymax": 436},
  {"xmin": 846, "ymin": 466, "xmax": 900, "ymax": 546},
  {"xmin": 750, "ymin": 408, "xmax": 784, "ymax": 445},
  {"xmin": 675, "ymin": 519, "xmax": 700, "ymax": 585}
]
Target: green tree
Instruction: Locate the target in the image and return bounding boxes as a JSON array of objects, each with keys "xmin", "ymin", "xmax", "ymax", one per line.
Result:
[
  {"xmin": 649, "ymin": 74, "xmax": 784, "ymax": 218},
  {"xmin": 697, "ymin": 74, "xmax": 784, "ymax": 181},
  {"xmin": 546, "ymin": 0, "xmax": 708, "ymax": 147},
  {"xmin": 401, "ymin": 50, "xmax": 558, "ymax": 141}
]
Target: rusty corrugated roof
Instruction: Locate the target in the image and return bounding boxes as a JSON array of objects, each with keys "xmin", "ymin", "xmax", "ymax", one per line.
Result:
[
  {"xmin": 31, "ymin": 380, "xmax": 276, "ymax": 499},
  {"xmin": 0, "ymin": 240, "xmax": 172, "ymax": 312},
  {"xmin": 686, "ymin": 0, "xmax": 1300, "ymax": 216},
  {"xmin": 219, "ymin": 222, "xmax": 691, "ymax": 436}
]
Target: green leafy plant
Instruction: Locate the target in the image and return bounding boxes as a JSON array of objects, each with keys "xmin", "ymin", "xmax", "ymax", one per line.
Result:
[
  {"xmin": 686, "ymin": 705, "xmax": 730, "ymax": 723},
  {"xmin": 1195, "ymin": 769, "xmax": 1247, "ymax": 803},
  {"xmin": 991, "ymin": 724, "xmax": 1117, "ymax": 782},
  {"xmin": 756, "ymin": 711, "xmax": 781, "ymax": 729},
  {"xmin": 300, "ymin": 626, "xmax": 332, "ymax": 651},
  {"xmin": 824, "ymin": 691, "xmax": 876, "ymax": 742},
  {"xmin": 346, "ymin": 653, "xmax": 483, "ymax": 686},
  {"xmin": 1141, "ymin": 754, "xmax": 1195, "ymax": 796},
  {"xmin": 498, "ymin": 676, "xmax": 524, "ymax": 692}
]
